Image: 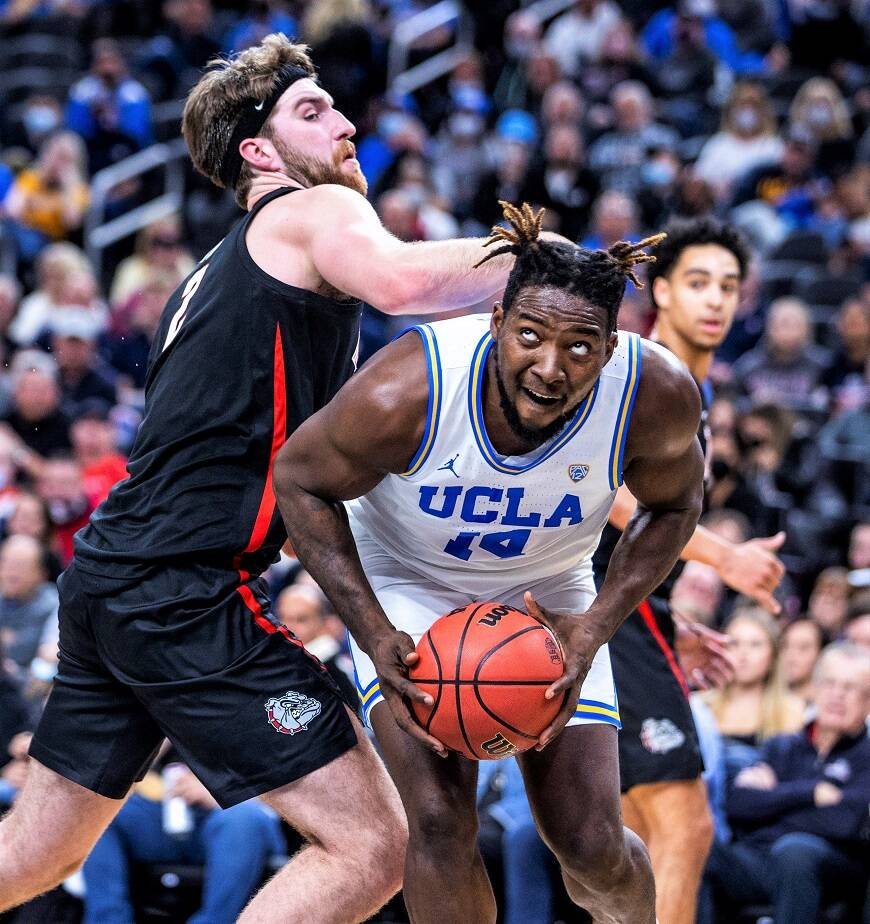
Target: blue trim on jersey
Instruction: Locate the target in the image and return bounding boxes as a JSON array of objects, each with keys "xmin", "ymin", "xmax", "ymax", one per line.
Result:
[
  {"xmin": 607, "ymin": 334, "xmax": 642, "ymax": 490},
  {"xmin": 399, "ymin": 325, "xmax": 442, "ymax": 477},
  {"xmin": 467, "ymin": 332, "xmax": 599, "ymax": 476}
]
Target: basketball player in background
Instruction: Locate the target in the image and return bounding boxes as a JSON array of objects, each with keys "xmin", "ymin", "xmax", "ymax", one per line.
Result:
[
  {"xmin": 0, "ymin": 36, "xmax": 533, "ymax": 923},
  {"xmin": 275, "ymin": 203, "xmax": 714, "ymax": 924},
  {"xmin": 595, "ymin": 218, "xmax": 786, "ymax": 924}
]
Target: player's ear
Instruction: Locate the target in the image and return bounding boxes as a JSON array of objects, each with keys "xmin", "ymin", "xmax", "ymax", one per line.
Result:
[
  {"xmin": 239, "ymin": 136, "xmax": 279, "ymax": 174},
  {"xmin": 490, "ymin": 302, "xmax": 504, "ymax": 338},
  {"xmin": 605, "ymin": 331, "xmax": 617, "ymax": 363}
]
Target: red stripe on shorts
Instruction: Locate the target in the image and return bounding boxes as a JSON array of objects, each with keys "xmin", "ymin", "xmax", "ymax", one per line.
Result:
[{"xmin": 637, "ymin": 599, "xmax": 689, "ymax": 698}]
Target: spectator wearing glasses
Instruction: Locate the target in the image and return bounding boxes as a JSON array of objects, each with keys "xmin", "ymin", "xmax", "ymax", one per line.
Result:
[{"xmin": 698, "ymin": 642, "xmax": 870, "ymax": 924}]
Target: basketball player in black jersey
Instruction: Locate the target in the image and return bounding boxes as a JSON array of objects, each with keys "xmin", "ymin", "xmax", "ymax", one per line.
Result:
[
  {"xmin": 594, "ymin": 218, "xmax": 787, "ymax": 924},
  {"xmin": 0, "ymin": 35, "xmax": 532, "ymax": 922}
]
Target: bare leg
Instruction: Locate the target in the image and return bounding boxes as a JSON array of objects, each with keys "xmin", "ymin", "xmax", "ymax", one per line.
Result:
[
  {"xmin": 520, "ymin": 725, "xmax": 656, "ymax": 924},
  {"xmin": 239, "ymin": 709, "xmax": 406, "ymax": 924},
  {"xmin": 370, "ymin": 702, "xmax": 496, "ymax": 924},
  {"xmin": 621, "ymin": 779, "xmax": 713, "ymax": 924},
  {"xmin": 0, "ymin": 760, "xmax": 126, "ymax": 911}
]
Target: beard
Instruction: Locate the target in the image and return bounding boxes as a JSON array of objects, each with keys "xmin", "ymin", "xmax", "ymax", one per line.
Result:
[
  {"xmin": 493, "ymin": 352, "xmax": 579, "ymax": 447},
  {"xmin": 272, "ymin": 135, "xmax": 368, "ymax": 196}
]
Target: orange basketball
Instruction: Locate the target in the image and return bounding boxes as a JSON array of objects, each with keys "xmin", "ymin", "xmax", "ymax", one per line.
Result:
[{"xmin": 409, "ymin": 601, "xmax": 564, "ymax": 760}]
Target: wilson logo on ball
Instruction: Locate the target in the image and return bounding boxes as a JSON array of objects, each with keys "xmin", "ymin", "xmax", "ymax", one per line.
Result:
[
  {"xmin": 481, "ymin": 732, "xmax": 518, "ymax": 758},
  {"xmin": 478, "ymin": 604, "xmax": 511, "ymax": 627}
]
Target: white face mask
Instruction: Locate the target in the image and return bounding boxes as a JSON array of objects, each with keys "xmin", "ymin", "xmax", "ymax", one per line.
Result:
[
  {"xmin": 732, "ymin": 105, "xmax": 761, "ymax": 133},
  {"xmin": 448, "ymin": 113, "xmax": 483, "ymax": 140},
  {"xmin": 806, "ymin": 102, "xmax": 834, "ymax": 128}
]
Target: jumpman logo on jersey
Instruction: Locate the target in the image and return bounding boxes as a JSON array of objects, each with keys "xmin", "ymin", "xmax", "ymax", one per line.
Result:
[{"xmin": 437, "ymin": 454, "xmax": 461, "ymax": 478}]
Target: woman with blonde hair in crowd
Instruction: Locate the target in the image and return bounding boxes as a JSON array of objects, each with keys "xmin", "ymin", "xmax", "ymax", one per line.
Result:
[
  {"xmin": 789, "ymin": 76, "xmax": 854, "ymax": 175},
  {"xmin": 694, "ymin": 82, "xmax": 783, "ymax": 202},
  {"xmin": 108, "ymin": 215, "xmax": 193, "ymax": 310},
  {"xmin": 700, "ymin": 607, "xmax": 805, "ymax": 784}
]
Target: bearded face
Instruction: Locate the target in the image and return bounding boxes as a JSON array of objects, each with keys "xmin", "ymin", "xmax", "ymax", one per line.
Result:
[{"xmin": 272, "ymin": 134, "xmax": 368, "ymax": 196}]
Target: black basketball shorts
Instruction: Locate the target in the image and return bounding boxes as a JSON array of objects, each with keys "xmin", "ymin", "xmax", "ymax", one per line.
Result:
[
  {"xmin": 610, "ymin": 595, "xmax": 703, "ymax": 793},
  {"xmin": 29, "ymin": 562, "xmax": 357, "ymax": 807}
]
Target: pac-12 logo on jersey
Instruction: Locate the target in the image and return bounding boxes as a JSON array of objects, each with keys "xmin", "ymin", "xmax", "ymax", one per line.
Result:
[
  {"xmin": 265, "ymin": 691, "xmax": 322, "ymax": 735},
  {"xmin": 568, "ymin": 464, "xmax": 590, "ymax": 482}
]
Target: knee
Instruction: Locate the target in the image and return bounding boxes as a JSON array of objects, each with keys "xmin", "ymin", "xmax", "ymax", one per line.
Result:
[
  {"xmin": 407, "ymin": 794, "xmax": 477, "ymax": 861},
  {"xmin": 770, "ymin": 833, "xmax": 827, "ymax": 874},
  {"xmin": 353, "ymin": 797, "xmax": 407, "ymax": 898},
  {"xmin": 544, "ymin": 810, "xmax": 628, "ymax": 886},
  {"xmin": 682, "ymin": 799, "xmax": 714, "ymax": 854}
]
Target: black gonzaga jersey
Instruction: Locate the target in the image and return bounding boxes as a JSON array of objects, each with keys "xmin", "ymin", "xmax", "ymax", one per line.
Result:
[
  {"xmin": 593, "ymin": 375, "xmax": 712, "ymax": 604},
  {"xmin": 75, "ymin": 187, "xmax": 362, "ymax": 583}
]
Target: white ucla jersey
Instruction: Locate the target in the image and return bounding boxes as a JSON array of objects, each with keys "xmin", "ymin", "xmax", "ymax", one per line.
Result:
[{"xmin": 347, "ymin": 314, "xmax": 643, "ymax": 596}]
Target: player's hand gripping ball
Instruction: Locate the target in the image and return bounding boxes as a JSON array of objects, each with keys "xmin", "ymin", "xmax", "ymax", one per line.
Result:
[{"xmin": 409, "ymin": 601, "xmax": 564, "ymax": 759}]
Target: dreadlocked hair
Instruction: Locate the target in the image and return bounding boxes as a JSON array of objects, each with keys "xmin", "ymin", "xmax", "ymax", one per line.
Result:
[{"xmin": 476, "ymin": 200, "xmax": 667, "ymax": 333}]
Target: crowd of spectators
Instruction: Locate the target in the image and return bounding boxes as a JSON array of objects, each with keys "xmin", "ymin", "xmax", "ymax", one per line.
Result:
[{"xmin": 0, "ymin": 0, "xmax": 868, "ymax": 922}]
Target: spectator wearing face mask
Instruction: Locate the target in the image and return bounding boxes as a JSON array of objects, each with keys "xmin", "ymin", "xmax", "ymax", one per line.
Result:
[
  {"xmin": 4, "ymin": 131, "xmax": 90, "ymax": 262},
  {"xmin": 788, "ymin": 76, "xmax": 855, "ymax": 179},
  {"xmin": 588, "ymin": 81, "xmax": 679, "ymax": 193},
  {"xmin": 492, "ymin": 10, "xmax": 543, "ymax": 114},
  {"xmin": 17, "ymin": 95, "xmax": 63, "ymax": 157},
  {"xmin": 523, "ymin": 124, "xmax": 600, "ymax": 241},
  {"xmin": 695, "ymin": 82, "xmax": 784, "ymax": 202}
]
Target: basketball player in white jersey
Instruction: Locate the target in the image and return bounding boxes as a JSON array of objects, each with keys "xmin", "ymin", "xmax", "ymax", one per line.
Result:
[{"xmin": 274, "ymin": 203, "xmax": 710, "ymax": 923}]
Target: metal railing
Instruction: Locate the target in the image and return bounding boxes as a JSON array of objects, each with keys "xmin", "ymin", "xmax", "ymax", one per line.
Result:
[
  {"xmin": 387, "ymin": 0, "xmax": 475, "ymax": 96},
  {"xmin": 521, "ymin": 0, "xmax": 575, "ymax": 20},
  {"xmin": 83, "ymin": 137, "xmax": 187, "ymax": 281}
]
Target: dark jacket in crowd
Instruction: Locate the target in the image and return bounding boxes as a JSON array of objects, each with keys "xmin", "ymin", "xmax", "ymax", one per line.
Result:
[{"xmin": 727, "ymin": 724, "xmax": 870, "ymax": 858}]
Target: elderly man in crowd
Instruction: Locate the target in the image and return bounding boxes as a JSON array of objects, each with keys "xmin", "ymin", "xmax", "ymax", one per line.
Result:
[{"xmin": 698, "ymin": 642, "xmax": 870, "ymax": 923}]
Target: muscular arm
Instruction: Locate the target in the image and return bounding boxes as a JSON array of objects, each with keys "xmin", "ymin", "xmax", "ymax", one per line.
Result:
[
  {"xmin": 273, "ymin": 333, "xmax": 447, "ymax": 751},
  {"xmin": 291, "ymin": 186, "xmax": 516, "ymax": 314},
  {"xmin": 584, "ymin": 344, "xmax": 704, "ymax": 645},
  {"xmin": 609, "ymin": 464, "xmax": 785, "ymax": 614}
]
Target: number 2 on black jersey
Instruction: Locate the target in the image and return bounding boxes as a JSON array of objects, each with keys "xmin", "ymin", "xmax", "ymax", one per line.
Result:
[{"xmin": 163, "ymin": 263, "xmax": 209, "ymax": 352}]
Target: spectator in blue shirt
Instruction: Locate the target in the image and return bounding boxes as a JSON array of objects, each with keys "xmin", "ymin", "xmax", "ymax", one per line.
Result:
[
  {"xmin": 698, "ymin": 641, "xmax": 870, "ymax": 924},
  {"xmin": 65, "ymin": 38, "xmax": 153, "ymax": 173},
  {"xmin": 641, "ymin": 0, "xmax": 767, "ymax": 76}
]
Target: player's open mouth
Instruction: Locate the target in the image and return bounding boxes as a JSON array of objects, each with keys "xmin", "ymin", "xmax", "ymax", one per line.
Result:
[{"xmin": 522, "ymin": 387, "xmax": 562, "ymax": 406}]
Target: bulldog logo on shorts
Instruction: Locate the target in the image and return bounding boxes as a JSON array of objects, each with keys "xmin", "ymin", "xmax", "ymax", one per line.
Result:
[
  {"xmin": 265, "ymin": 690, "xmax": 322, "ymax": 735},
  {"xmin": 640, "ymin": 717, "xmax": 685, "ymax": 754}
]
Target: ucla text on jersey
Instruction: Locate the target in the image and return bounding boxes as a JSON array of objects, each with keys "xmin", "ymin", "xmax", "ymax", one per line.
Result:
[{"xmin": 348, "ymin": 314, "xmax": 643, "ymax": 596}]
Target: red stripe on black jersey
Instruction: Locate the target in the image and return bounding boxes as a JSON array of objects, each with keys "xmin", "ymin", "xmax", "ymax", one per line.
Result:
[{"xmin": 234, "ymin": 324, "xmax": 287, "ymax": 581}]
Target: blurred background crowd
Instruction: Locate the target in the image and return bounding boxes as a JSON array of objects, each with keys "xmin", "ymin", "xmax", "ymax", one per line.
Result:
[{"xmin": 0, "ymin": 0, "xmax": 868, "ymax": 922}]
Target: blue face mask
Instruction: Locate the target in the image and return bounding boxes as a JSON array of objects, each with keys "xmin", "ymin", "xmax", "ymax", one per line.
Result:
[
  {"xmin": 377, "ymin": 112, "xmax": 409, "ymax": 140},
  {"xmin": 642, "ymin": 160, "xmax": 676, "ymax": 187},
  {"xmin": 24, "ymin": 106, "xmax": 60, "ymax": 136}
]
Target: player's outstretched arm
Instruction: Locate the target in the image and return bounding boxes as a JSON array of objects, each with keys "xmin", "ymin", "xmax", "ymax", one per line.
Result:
[
  {"xmin": 293, "ymin": 186, "xmax": 518, "ymax": 314},
  {"xmin": 609, "ymin": 478, "xmax": 786, "ymax": 614},
  {"xmin": 273, "ymin": 333, "xmax": 447, "ymax": 755},
  {"xmin": 531, "ymin": 344, "xmax": 705, "ymax": 747}
]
